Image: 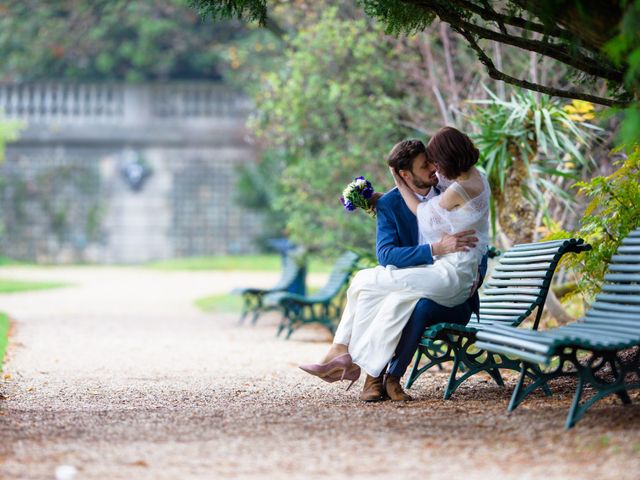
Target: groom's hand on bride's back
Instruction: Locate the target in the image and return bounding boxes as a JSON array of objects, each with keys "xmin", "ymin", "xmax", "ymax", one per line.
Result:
[{"xmin": 432, "ymin": 230, "xmax": 478, "ymax": 256}]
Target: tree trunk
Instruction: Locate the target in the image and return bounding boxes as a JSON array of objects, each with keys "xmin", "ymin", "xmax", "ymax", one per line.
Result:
[{"xmin": 494, "ymin": 143, "xmax": 536, "ymax": 244}]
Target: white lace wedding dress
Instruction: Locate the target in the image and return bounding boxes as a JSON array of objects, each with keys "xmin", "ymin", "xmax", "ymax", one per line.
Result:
[{"xmin": 333, "ymin": 173, "xmax": 490, "ymax": 377}]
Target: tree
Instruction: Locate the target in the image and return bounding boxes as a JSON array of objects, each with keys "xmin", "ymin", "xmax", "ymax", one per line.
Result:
[
  {"xmin": 193, "ymin": 0, "xmax": 640, "ymax": 142},
  {"xmin": 248, "ymin": 8, "xmax": 429, "ymax": 254},
  {"xmin": 0, "ymin": 0, "xmax": 246, "ymax": 82},
  {"xmin": 467, "ymin": 90, "xmax": 600, "ymax": 245}
]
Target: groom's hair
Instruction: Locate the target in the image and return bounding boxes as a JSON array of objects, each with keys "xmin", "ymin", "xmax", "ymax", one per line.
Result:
[
  {"xmin": 427, "ymin": 126, "xmax": 479, "ymax": 178},
  {"xmin": 387, "ymin": 139, "xmax": 427, "ymax": 173}
]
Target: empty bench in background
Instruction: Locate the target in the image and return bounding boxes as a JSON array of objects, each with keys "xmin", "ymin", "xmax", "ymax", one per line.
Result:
[
  {"xmin": 232, "ymin": 255, "xmax": 306, "ymax": 325},
  {"xmin": 265, "ymin": 251, "xmax": 360, "ymax": 339}
]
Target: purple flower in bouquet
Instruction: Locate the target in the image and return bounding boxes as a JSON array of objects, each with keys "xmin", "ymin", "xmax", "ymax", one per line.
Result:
[{"xmin": 340, "ymin": 176, "xmax": 377, "ymax": 217}]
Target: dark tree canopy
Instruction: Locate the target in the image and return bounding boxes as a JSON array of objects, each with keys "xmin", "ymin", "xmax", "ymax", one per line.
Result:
[{"xmin": 192, "ymin": 0, "xmax": 639, "ymax": 108}]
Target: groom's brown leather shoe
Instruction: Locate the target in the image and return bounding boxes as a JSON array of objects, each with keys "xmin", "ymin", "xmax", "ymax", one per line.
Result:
[
  {"xmin": 384, "ymin": 374, "xmax": 413, "ymax": 401},
  {"xmin": 359, "ymin": 374, "xmax": 386, "ymax": 402}
]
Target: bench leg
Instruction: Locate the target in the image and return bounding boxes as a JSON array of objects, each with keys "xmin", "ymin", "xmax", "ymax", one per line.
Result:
[
  {"xmin": 443, "ymin": 336, "xmax": 528, "ymax": 399},
  {"xmin": 563, "ymin": 349, "xmax": 639, "ymax": 429},
  {"xmin": 565, "ymin": 375, "xmax": 585, "ymax": 430},
  {"xmin": 487, "ymin": 367, "xmax": 505, "ymax": 387},
  {"xmin": 509, "ymin": 360, "xmax": 564, "ymax": 412},
  {"xmin": 444, "ymin": 354, "xmax": 462, "ymax": 400},
  {"xmin": 616, "ymin": 390, "xmax": 632, "ymax": 405},
  {"xmin": 405, "ymin": 340, "xmax": 455, "ymax": 390}
]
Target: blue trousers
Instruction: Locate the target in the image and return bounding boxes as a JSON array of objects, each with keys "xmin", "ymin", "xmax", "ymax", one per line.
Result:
[
  {"xmin": 386, "ymin": 255, "xmax": 487, "ymax": 378},
  {"xmin": 387, "ymin": 297, "xmax": 474, "ymax": 378}
]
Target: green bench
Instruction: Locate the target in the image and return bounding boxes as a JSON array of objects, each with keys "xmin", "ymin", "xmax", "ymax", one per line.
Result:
[
  {"xmin": 476, "ymin": 227, "xmax": 640, "ymax": 429},
  {"xmin": 232, "ymin": 256, "xmax": 306, "ymax": 325},
  {"xmin": 406, "ymin": 238, "xmax": 591, "ymax": 400},
  {"xmin": 265, "ymin": 251, "xmax": 360, "ymax": 339}
]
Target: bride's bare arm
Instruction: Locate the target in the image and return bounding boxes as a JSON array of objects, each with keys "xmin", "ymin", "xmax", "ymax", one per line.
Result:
[{"xmin": 438, "ymin": 188, "xmax": 465, "ymax": 211}]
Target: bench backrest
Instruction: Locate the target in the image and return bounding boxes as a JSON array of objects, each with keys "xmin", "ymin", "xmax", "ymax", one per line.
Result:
[
  {"xmin": 313, "ymin": 251, "xmax": 360, "ymax": 299},
  {"xmin": 273, "ymin": 256, "xmax": 306, "ymax": 294},
  {"xmin": 584, "ymin": 228, "xmax": 640, "ymax": 331},
  {"xmin": 479, "ymin": 238, "xmax": 589, "ymax": 329}
]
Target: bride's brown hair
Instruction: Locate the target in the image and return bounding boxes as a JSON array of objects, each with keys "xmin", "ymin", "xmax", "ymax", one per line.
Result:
[{"xmin": 426, "ymin": 127, "xmax": 479, "ymax": 179}]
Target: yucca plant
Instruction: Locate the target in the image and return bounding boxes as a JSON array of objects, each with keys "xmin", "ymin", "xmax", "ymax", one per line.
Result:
[{"xmin": 467, "ymin": 89, "xmax": 601, "ymax": 244}]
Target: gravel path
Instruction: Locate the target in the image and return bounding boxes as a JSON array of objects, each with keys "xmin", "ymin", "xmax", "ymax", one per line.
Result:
[{"xmin": 1, "ymin": 267, "xmax": 639, "ymax": 480}]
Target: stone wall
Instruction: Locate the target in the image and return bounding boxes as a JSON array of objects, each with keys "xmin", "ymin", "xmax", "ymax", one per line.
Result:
[{"xmin": 0, "ymin": 82, "xmax": 264, "ymax": 263}]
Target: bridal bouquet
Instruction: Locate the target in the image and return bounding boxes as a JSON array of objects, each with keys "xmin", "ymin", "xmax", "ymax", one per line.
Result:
[{"xmin": 340, "ymin": 176, "xmax": 376, "ymax": 217}]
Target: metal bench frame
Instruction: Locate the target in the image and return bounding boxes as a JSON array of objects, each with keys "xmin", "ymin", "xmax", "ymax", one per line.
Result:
[
  {"xmin": 406, "ymin": 238, "xmax": 590, "ymax": 400},
  {"xmin": 476, "ymin": 228, "xmax": 640, "ymax": 429}
]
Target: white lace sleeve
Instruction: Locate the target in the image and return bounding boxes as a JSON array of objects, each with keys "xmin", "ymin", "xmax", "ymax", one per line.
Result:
[{"xmin": 416, "ymin": 174, "xmax": 491, "ymax": 252}]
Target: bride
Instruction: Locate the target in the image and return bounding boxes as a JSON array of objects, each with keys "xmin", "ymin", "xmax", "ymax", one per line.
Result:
[{"xmin": 300, "ymin": 127, "xmax": 490, "ymax": 391}]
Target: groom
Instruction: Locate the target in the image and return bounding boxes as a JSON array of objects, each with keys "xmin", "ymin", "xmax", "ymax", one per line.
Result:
[{"xmin": 361, "ymin": 137, "xmax": 486, "ymax": 402}]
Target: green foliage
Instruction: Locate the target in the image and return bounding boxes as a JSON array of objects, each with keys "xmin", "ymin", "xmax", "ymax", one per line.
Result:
[
  {"xmin": 251, "ymin": 8, "xmax": 424, "ymax": 254},
  {"xmin": 0, "ymin": 278, "xmax": 69, "ymax": 293},
  {"xmin": 467, "ymin": 89, "xmax": 600, "ymax": 224},
  {"xmin": 550, "ymin": 147, "xmax": 640, "ymax": 301},
  {"xmin": 234, "ymin": 151, "xmax": 288, "ymax": 249},
  {"xmin": 193, "ymin": 0, "xmax": 639, "ymax": 139},
  {"xmin": 359, "ymin": 0, "xmax": 435, "ymax": 36},
  {"xmin": 604, "ymin": 1, "xmax": 640, "ymax": 145},
  {"xmin": 195, "ymin": 293, "xmax": 242, "ymax": 312},
  {"xmin": 148, "ymin": 253, "xmax": 333, "ymax": 272},
  {"xmin": 190, "ymin": 0, "xmax": 267, "ymax": 25},
  {"xmin": 0, "ymin": 0, "xmax": 245, "ymax": 82}
]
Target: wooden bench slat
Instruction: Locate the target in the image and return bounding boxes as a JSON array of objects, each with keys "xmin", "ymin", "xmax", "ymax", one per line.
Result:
[
  {"xmin": 553, "ymin": 324, "xmax": 640, "ymax": 340},
  {"xmin": 586, "ymin": 310, "xmax": 640, "ymax": 321},
  {"xmin": 612, "ymin": 254, "xmax": 640, "ymax": 263},
  {"xmin": 482, "ymin": 287, "xmax": 543, "ymax": 296},
  {"xmin": 602, "ymin": 284, "xmax": 640, "ymax": 294},
  {"xmin": 478, "ymin": 314, "xmax": 521, "ymax": 322},
  {"xmin": 595, "ymin": 293, "xmax": 640, "ymax": 305},
  {"xmin": 510, "ymin": 239, "xmax": 575, "ymax": 251},
  {"xmin": 475, "ymin": 331, "xmax": 553, "ymax": 353},
  {"xmin": 473, "ymin": 341, "xmax": 550, "ymax": 365},
  {"xmin": 618, "ymin": 246, "xmax": 640, "ymax": 254},
  {"xmin": 621, "ymin": 238, "xmax": 640, "ymax": 245},
  {"xmin": 494, "ymin": 262, "xmax": 553, "ymax": 272},
  {"xmin": 480, "ymin": 294, "xmax": 540, "ymax": 303},
  {"xmin": 480, "ymin": 307, "xmax": 531, "ymax": 316},
  {"xmin": 499, "ymin": 254, "xmax": 556, "ymax": 265},
  {"xmin": 491, "ymin": 270, "xmax": 550, "ymax": 279},
  {"xmin": 487, "ymin": 278, "xmax": 547, "ymax": 287},
  {"xmin": 504, "ymin": 248, "xmax": 563, "ymax": 258},
  {"xmin": 609, "ymin": 264, "xmax": 640, "ymax": 272},
  {"xmin": 478, "ymin": 301, "xmax": 536, "ymax": 309},
  {"xmin": 592, "ymin": 301, "xmax": 640, "ymax": 313},
  {"xmin": 583, "ymin": 317, "xmax": 640, "ymax": 328},
  {"xmin": 604, "ymin": 273, "xmax": 640, "ymax": 282}
]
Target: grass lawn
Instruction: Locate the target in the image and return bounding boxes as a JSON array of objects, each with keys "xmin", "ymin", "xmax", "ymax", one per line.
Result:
[
  {"xmin": 0, "ymin": 313, "xmax": 8, "ymax": 371},
  {"xmin": 0, "ymin": 278, "xmax": 69, "ymax": 294},
  {"xmin": 149, "ymin": 254, "xmax": 333, "ymax": 273},
  {"xmin": 195, "ymin": 293, "xmax": 242, "ymax": 313}
]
